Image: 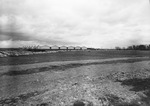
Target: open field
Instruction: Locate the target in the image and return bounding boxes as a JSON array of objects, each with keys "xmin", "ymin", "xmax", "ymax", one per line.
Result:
[
  {"xmin": 0, "ymin": 50, "xmax": 150, "ymax": 66},
  {"xmin": 0, "ymin": 50, "xmax": 150, "ymax": 106}
]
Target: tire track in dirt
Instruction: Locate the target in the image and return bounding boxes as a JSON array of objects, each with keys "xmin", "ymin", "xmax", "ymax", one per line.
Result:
[{"xmin": 2, "ymin": 57, "xmax": 150, "ymax": 76}]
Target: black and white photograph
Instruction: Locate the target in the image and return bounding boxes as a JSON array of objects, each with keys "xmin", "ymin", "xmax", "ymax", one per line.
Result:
[{"xmin": 0, "ymin": 0, "xmax": 150, "ymax": 105}]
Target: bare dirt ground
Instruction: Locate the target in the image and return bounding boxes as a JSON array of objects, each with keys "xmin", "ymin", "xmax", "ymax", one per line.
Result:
[{"xmin": 0, "ymin": 57, "xmax": 150, "ymax": 106}]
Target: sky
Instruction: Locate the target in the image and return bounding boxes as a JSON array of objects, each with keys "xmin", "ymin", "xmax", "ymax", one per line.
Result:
[{"xmin": 0, "ymin": 0, "xmax": 150, "ymax": 48}]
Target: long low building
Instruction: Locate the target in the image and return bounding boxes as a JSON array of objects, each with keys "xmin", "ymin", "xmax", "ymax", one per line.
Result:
[
  {"xmin": 68, "ymin": 46, "xmax": 75, "ymax": 50},
  {"xmin": 50, "ymin": 45, "xmax": 59, "ymax": 50},
  {"xmin": 38, "ymin": 45, "xmax": 50, "ymax": 50},
  {"xmin": 75, "ymin": 46, "xmax": 81, "ymax": 50},
  {"xmin": 60, "ymin": 46, "xmax": 67, "ymax": 50},
  {"xmin": 23, "ymin": 45, "xmax": 87, "ymax": 50},
  {"xmin": 81, "ymin": 46, "xmax": 87, "ymax": 50}
]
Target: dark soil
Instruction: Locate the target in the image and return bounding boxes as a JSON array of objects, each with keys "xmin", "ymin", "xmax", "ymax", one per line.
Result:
[
  {"xmin": 73, "ymin": 100, "xmax": 85, "ymax": 106},
  {"xmin": 117, "ymin": 77, "xmax": 150, "ymax": 106}
]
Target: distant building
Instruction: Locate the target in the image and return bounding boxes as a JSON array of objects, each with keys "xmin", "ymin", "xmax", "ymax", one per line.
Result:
[
  {"xmin": 38, "ymin": 45, "xmax": 50, "ymax": 50},
  {"xmin": 68, "ymin": 46, "xmax": 75, "ymax": 50},
  {"xmin": 23, "ymin": 46, "xmax": 32, "ymax": 49},
  {"xmin": 81, "ymin": 46, "xmax": 87, "ymax": 50},
  {"xmin": 60, "ymin": 46, "xmax": 67, "ymax": 50},
  {"xmin": 75, "ymin": 46, "xmax": 81, "ymax": 50},
  {"xmin": 51, "ymin": 45, "xmax": 59, "ymax": 50}
]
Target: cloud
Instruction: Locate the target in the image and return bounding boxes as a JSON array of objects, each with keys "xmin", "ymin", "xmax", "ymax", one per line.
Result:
[
  {"xmin": 0, "ymin": 40, "xmax": 40, "ymax": 48},
  {"xmin": 0, "ymin": 30, "xmax": 30, "ymax": 41},
  {"xmin": 0, "ymin": 0, "xmax": 150, "ymax": 48}
]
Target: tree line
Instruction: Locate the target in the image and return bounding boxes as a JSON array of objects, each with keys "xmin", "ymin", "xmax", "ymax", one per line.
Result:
[{"xmin": 115, "ymin": 44, "xmax": 150, "ymax": 50}]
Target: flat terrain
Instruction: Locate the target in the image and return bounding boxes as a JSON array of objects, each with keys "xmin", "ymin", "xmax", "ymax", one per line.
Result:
[
  {"xmin": 0, "ymin": 50, "xmax": 150, "ymax": 66},
  {"xmin": 0, "ymin": 50, "xmax": 150, "ymax": 106}
]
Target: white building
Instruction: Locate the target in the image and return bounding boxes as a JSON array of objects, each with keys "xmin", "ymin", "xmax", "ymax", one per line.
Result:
[
  {"xmin": 51, "ymin": 45, "xmax": 59, "ymax": 50},
  {"xmin": 38, "ymin": 45, "xmax": 50, "ymax": 50},
  {"xmin": 60, "ymin": 46, "xmax": 67, "ymax": 50},
  {"xmin": 75, "ymin": 46, "xmax": 81, "ymax": 50},
  {"xmin": 68, "ymin": 46, "xmax": 75, "ymax": 50},
  {"xmin": 81, "ymin": 46, "xmax": 87, "ymax": 50}
]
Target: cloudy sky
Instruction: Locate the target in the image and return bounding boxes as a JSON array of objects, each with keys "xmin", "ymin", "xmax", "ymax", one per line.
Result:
[{"xmin": 0, "ymin": 0, "xmax": 150, "ymax": 48}]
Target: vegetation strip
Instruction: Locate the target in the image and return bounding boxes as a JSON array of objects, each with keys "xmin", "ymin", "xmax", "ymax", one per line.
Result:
[{"xmin": 2, "ymin": 58, "xmax": 150, "ymax": 76}]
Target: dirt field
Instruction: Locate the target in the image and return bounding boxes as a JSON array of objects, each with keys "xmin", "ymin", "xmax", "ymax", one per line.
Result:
[
  {"xmin": 0, "ymin": 50, "xmax": 150, "ymax": 66},
  {"xmin": 0, "ymin": 54, "xmax": 150, "ymax": 106}
]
